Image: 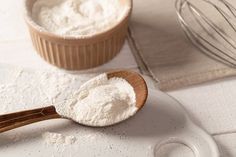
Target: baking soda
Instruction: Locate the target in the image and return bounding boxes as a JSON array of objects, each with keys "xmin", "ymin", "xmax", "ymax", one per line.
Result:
[
  {"xmin": 55, "ymin": 73, "xmax": 137, "ymax": 126},
  {"xmin": 42, "ymin": 132, "xmax": 77, "ymax": 146},
  {"xmin": 32, "ymin": 0, "xmax": 131, "ymax": 37}
]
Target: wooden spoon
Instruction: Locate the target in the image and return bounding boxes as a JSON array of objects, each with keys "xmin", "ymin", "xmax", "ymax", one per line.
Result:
[{"xmin": 0, "ymin": 70, "xmax": 148, "ymax": 133}]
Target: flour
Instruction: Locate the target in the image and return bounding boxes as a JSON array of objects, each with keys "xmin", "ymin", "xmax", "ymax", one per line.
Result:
[
  {"xmin": 31, "ymin": 0, "xmax": 131, "ymax": 37},
  {"xmin": 42, "ymin": 132, "xmax": 77, "ymax": 146},
  {"xmin": 55, "ymin": 73, "xmax": 137, "ymax": 126}
]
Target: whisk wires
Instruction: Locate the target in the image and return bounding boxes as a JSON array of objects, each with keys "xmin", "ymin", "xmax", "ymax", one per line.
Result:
[{"xmin": 175, "ymin": 0, "xmax": 236, "ymax": 67}]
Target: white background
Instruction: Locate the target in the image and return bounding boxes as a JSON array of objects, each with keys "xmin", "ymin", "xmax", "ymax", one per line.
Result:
[{"xmin": 1, "ymin": 0, "xmax": 236, "ymax": 156}]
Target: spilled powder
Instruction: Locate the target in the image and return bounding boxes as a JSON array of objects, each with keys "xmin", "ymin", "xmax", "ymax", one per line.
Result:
[{"xmin": 42, "ymin": 132, "xmax": 77, "ymax": 146}]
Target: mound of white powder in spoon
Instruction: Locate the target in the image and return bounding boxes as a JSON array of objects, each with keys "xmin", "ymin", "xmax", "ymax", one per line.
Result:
[{"xmin": 55, "ymin": 73, "xmax": 137, "ymax": 126}]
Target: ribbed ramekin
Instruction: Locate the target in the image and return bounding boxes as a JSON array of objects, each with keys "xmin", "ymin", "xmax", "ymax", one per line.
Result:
[{"xmin": 24, "ymin": 0, "xmax": 131, "ymax": 70}]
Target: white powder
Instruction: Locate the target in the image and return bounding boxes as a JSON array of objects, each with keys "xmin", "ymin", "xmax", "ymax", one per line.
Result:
[
  {"xmin": 42, "ymin": 132, "xmax": 77, "ymax": 146},
  {"xmin": 55, "ymin": 73, "xmax": 137, "ymax": 126},
  {"xmin": 31, "ymin": 0, "xmax": 131, "ymax": 37}
]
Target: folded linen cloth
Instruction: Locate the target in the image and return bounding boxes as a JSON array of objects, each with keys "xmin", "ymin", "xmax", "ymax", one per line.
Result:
[{"xmin": 128, "ymin": 0, "xmax": 236, "ymax": 91}]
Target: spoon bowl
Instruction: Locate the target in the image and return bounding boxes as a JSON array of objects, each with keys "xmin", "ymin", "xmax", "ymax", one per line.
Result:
[
  {"xmin": 107, "ymin": 70, "xmax": 148, "ymax": 110},
  {"xmin": 0, "ymin": 70, "xmax": 148, "ymax": 133}
]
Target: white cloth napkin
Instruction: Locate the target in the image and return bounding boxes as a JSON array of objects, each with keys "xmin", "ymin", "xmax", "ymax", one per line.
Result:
[{"xmin": 128, "ymin": 0, "xmax": 236, "ymax": 91}]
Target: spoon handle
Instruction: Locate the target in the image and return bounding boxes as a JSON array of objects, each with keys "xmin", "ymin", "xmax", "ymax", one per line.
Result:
[{"xmin": 0, "ymin": 106, "xmax": 61, "ymax": 133}]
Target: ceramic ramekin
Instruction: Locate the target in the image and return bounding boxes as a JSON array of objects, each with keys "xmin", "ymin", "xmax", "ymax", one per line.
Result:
[{"xmin": 24, "ymin": 0, "xmax": 132, "ymax": 70}]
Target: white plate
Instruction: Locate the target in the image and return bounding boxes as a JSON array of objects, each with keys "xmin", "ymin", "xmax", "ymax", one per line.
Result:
[{"xmin": 0, "ymin": 89, "xmax": 219, "ymax": 157}]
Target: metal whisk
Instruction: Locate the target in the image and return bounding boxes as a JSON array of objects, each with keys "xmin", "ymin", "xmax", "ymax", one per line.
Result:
[{"xmin": 175, "ymin": 0, "xmax": 236, "ymax": 67}]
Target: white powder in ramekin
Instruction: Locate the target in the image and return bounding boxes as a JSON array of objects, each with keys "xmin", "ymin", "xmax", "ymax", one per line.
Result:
[
  {"xmin": 55, "ymin": 73, "xmax": 137, "ymax": 127},
  {"xmin": 31, "ymin": 0, "xmax": 131, "ymax": 37}
]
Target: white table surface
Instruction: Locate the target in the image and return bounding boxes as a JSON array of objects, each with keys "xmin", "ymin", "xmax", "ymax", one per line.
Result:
[{"xmin": 1, "ymin": 0, "xmax": 236, "ymax": 156}]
